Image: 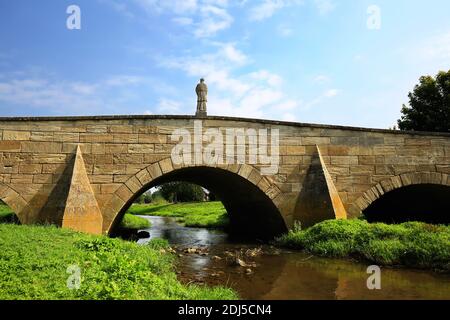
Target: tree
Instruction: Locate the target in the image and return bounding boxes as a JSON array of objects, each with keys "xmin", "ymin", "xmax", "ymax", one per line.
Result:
[
  {"xmin": 133, "ymin": 191, "xmax": 152, "ymax": 204},
  {"xmin": 397, "ymin": 70, "xmax": 450, "ymax": 132},
  {"xmin": 159, "ymin": 182, "xmax": 205, "ymax": 203}
]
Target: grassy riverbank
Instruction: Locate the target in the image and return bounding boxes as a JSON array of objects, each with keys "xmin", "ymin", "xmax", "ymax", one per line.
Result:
[
  {"xmin": 119, "ymin": 213, "xmax": 151, "ymax": 230},
  {"xmin": 276, "ymin": 219, "xmax": 450, "ymax": 271},
  {"xmin": 0, "ymin": 224, "xmax": 237, "ymax": 300},
  {"xmin": 0, "ymin": 204, "xmax": 150, "ymax": 231},
  {"xmin": 126, "ymin": 202, "xmax": 229, "ymax": 228}
]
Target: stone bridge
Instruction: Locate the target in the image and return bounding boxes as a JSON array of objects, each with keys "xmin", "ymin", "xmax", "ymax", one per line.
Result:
[{"xmin": 0, "ymin": 115, "xmax": 449, "ymax": 238}]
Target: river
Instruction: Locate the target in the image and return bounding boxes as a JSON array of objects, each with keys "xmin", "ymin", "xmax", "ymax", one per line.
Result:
[{"xmin": 137, "ymin": 216, "xmax": 450, "ymax": 300}]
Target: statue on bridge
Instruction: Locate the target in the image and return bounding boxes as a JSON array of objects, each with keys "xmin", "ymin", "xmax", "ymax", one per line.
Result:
[{"xmin": 195, "ymin": 78, "xmax": 208, "ymax": 117}]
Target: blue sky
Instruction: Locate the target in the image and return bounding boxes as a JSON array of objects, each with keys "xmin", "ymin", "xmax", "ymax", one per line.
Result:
[{"xmin": 0, "ymin": 0, "xmax": 449, "ymax": 128}]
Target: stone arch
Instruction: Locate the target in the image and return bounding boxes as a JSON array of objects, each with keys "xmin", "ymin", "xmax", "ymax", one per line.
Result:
[
  {"xmin": 352, "ymin": 171, "xmax": 450, "ymax": 220},
  {"xmin": 0, "ymin": 183, "xmax": 28, "ymax": 223},
  {"xmin": 103, "ymin": 157, "xmax": 285, "ymax": 239}
]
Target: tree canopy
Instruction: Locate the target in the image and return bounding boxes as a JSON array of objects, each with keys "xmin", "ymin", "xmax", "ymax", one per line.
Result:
[
  {"xmin": 397, "ymin": 70, "xmax": 450, "ymax": 132},
  {"xmin": 159, "ymin": 182, "xmax": 205, "ymax": 203}
]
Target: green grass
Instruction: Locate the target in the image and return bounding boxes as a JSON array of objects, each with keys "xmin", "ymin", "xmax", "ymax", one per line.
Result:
[
  {"xmin": 0, "ymin": 224, "xmax": 238, "ymax": 300},
  {"xmin": 119, "ymin": 214, "xmax": 151, "ymax": 230},
  {"xmin": 126, "ymin": 202, "xmax": 229, "ymax": 228},
  {"xmin": 276, "ymin": 219, "xmax": 450, "ymax": 271}
]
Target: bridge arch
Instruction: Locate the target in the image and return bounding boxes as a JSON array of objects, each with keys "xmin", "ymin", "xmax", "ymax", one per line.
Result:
[
  {"xmin": 0, "ymin": 183, "xmax": 28, "ymax": 223},
  {"xmin": 104, "ymin": 157, "xmax": 287, "ymax": 239},
  {"xmin": 353, "ymin": 172, "xmax": 450, "ymax": 224}
]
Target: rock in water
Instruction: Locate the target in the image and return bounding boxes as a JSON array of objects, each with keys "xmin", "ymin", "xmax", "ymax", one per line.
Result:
[{"xmin": 137, "ymin": 231, "xmax": 150, "ymax": 239}]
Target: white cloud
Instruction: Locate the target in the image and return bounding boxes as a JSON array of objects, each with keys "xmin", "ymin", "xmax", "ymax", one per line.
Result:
[
  {"xmin": 277, "ymin": 24, "xmax": 294, "ymax": 37},
  {"xmin": 249, "ymin": 70, "xmax": 283, "ymax": 87},
  {"xmin": 324, "ymin": 88, "xmax": 339, "ymax": 97},
  {"xmin": 105, "ymin": 75, "xmax": 145, "ymax": 86},
  {"xmin": 249, "ymin": 0, "xmax": 303, "ymax": 21},
  {"xmin": 194, "ymin": 5, "xmax": 233, "ymax": 38},
  {"xmin": 172, "ymin": 17, "xmax": 194, "ymax": 26},
  {"xmin": 128, "ymin": 0, "xmax": 232, "ymax": 38},
  {"xmin": 99, "ymin": 0, "xmax": 135, "ymax": 18},
  {"xmin": 301, "ymin": 88, "xmax": 340, "ymax": 110},
  {"xmin": 313, "ymin": 74, "xmax": 330, "ymax": 83},
  {"xmin": 158, "ymin": 43, "xmax": 302, "ymax": 120},
  {"xmin": 134, "ymin": 0, "xmax": 198, "ymax": 15},
  {"xmin": 274, "ymin": 99, "xmax": 299, "ymax": 110},
  {"xmin": 281, "ymin": 112, "xmax": 296, "ymax": 121},
  {"xmin": 0, "ymin": 71, "xmax": 175, "ymax": 116},
  {"xmin": 420, "ymin": 31, "xmax": 450, "ymax": 61},
  {"xmin": 157, "ymin": 98, "xmax": 182, "ymax": 113},
  {"xmin": 313, "ymin": 0, "xmax": 336, "ymax": 15},
  {"xmin": 220, "ymin": 43, "xmax": 248, "ymax": 64}
]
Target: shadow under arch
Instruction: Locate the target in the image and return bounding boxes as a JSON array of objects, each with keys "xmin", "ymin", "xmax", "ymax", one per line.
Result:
[
  {"xmin": 0, "ymin": 183, "xmax": 28, "ymax": 223},
  {"xmin": 353, "ymin": 172, "xmax": 450, "ymax": 224},
  {"xmin": 108, "ymin": 164, "xmax": 288, "ymax": 240}
]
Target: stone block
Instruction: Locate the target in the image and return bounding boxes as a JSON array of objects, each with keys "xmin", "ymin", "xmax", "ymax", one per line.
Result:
[
  {"xmin": 19, "ymin": 164, "xmax": 42, "ymax": 174},
  {"xmin": 330, "ymin": 137, "xmax": 358, "ymax": 146},
  {"xmin": 100, "ymin": 183, "xmax": 122, "ymax": 194},
  {"xmin": 281, "ymin": 146, "xmax": 306, "ymax": 155},
  {"xmin": 303, "ymin": 137, "xmax": 331, "ymax": 145},
  {"xmin": 257, "ymin": 178, "xmax": 271, "ymax": 193},
  {"xmin": 116, "ymin": 184, "xmax": 133, "ymax": 202},
  {"xmin": 89, "ymin": 175, "xmax": 113, "ymax": 183},
  {"xmin": 326, "ymin": 145, "xmax": 350, "ymax": 156},
  {"xmin": 159, "ymin": 158, "xmax": 173, "ymax": 173},
  {"xmin": 143, "ymin": 154, "xmax": 165, "ymax": 164},
  {"xmin": 93, "ymin": 164, "xmax": 126, "ymax": 175},
  {"xmin": 94, "ymin": 154, "xmax": 113, "ymax": 164},
  {"xmin": 54, "ymin": 132, "xmax": 79, "ymax": 142},
  {"xmin": 21, "ymin": 142, "xmax": 62, "ymax": 153},
  {"xmin": 80, "ymin": 134, "xmax": 113, "ymax": 143},
  {"xmin": 109, "ymin": 125, "xmax": 133, "ymax": 133},
  {"xmin": 31, "ymin": 131, "xmax": 54, "ymax": 141},
  {"xmin": 125, "ymin": 176, "xmax": 142, "ymax": 193},
  {"xmin": 113, "ymin": 175, "xmax": 131, "ymax": 183},
  {"xmin": 113, "ymin": 134, "xmax": 139, "ymax": 143},
  {"xmin": 3, "ymin": 130, "xmax": 31, "ymax": 141},
  {"xmin": 147, "ymin": 163, "xmax": 163, "ymax": 179},
  {"xmin": 138, "ymin": 134, "xmax": 167, "ymax": 144},
  {"xmin": 0, "ymin": 141, "xmax": 21, "ymax": 151},
  {"xmin": 248, "ymin": 169, "xmax": 262, "ymax": 185},
  {"xmin": 404, "ymin": 138, "xmax": 431, "ymax": 146},
  {"xmin": 91, "ymin": 143, "xmax": 106, "ymax": 154},
  {"xmin": 113, "ymin": 154, "xmax": 143, "ymax": 164},
  {"xmin": 105, "ymin": 144, "xmax": 127, "ymax": 154},
  {"xmin": 238, "ymin": 164, "xmax": 253, "ymax": 179},
  {"xmin": 86, "ymin": 125, "xmax": 108, "ymax": 133},
  {"xmin": 42, "ymin": 163, "xmax": 65, "ymax": 174},
  {"xmin": 33, "ymin": 174, "xmax": 53, "ymax": 184},
  {"xmin": 373, "ymin": 146, "xmax": 396, "ymax": 155},
  {"xmin": 128, "ymin": 144, "xmax": 154, "ymax": 154},
  {"xmin": 330, "ymin": 156, "xmax": 358, "ymax": 165},
  {"xmin": 62, "ymin": 143, "xmax": 92, "ymax": 154}
]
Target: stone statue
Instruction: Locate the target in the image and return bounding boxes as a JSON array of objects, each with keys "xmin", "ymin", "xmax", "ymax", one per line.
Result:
[{"xmin": 195, "ymin": 78, "xmax": 208, "ymax": 117}]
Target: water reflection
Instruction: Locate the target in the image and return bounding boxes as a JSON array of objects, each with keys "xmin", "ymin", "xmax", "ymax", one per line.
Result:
[{"xmin": 138, "ymin": 216, "xmax": 450, "ymax": 300}]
